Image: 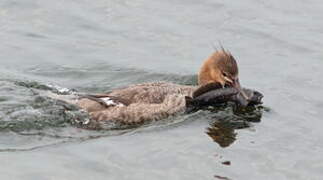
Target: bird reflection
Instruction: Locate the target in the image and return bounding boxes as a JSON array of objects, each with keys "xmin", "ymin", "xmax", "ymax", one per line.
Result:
[
  {"xmin": 206, "ymin": 120, "xmax": 237, "ymax": 148},
  {"xmin": 206, "ymin": 104, "xmax": 267, "ymax": 147}
]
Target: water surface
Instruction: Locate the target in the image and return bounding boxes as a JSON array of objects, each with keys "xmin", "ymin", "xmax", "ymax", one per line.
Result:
[{"xmin": 1, "ymin": 0, "xmax": 323, "ymax": 179}]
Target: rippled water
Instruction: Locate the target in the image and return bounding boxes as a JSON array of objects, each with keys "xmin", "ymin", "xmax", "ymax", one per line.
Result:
[{"xmin": 1, "ymin": 0, "xmax": 323, "ymax": 179}]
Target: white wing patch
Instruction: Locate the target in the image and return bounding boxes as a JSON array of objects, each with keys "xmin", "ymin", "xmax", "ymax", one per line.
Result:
[{"xmin": 100, "ymin": 97, "xmax": 125, "ymax": 107}]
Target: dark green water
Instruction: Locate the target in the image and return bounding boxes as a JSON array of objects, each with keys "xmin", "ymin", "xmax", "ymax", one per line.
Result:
[{"xmin": 1, "ymin": 0, "xmax": 323, "ymax": 179}]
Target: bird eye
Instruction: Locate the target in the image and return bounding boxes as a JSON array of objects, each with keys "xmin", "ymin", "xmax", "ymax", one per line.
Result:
[{"xmin": 222, "ymin": 72, "xmax": 228, "ymax": 77}]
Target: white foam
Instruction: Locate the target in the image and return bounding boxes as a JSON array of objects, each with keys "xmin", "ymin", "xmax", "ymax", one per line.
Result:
[{"xmin": 47, "ymin": 83, "xmax": 75, "ymax": 94}]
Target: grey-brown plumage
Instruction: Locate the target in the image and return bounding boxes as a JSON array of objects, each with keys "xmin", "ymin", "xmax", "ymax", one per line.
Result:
[{"xmin": 75, "ymin": 82, "xmax": 198, "ymax": 129}]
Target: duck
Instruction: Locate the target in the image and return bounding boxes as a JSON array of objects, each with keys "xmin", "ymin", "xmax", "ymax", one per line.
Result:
[{"xmin": 51, "ymin": 49, "xmax": 263, "ymax": 129}]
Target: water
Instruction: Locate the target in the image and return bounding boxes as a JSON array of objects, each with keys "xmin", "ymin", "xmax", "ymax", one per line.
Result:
[{"xmin": 1, "ymin": 0, "xmax": 323, "ymax": 179}]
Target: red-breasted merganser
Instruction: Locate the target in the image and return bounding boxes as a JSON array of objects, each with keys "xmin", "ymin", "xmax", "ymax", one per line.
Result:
[{"xmin": 51, "ymin": 49, "xmax": 263, "ymax": 129}]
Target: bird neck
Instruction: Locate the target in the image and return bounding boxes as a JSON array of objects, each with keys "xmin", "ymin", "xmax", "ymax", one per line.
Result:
[{"xmin": 198, "ymin": 57, "xmax": 224, "ymax": 86}]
